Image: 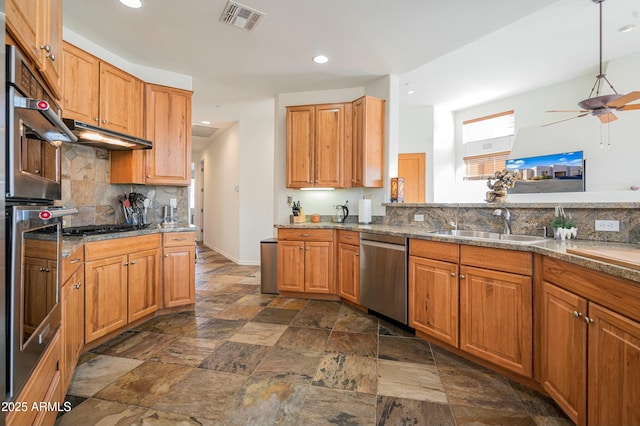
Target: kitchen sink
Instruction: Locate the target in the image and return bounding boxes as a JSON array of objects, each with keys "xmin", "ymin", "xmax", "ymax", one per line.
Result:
[{"xmin": 428, "ymin": 229, "xmax": 546, "ymax": 244}]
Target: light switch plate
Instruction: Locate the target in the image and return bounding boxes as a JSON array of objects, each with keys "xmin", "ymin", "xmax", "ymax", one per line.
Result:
[
  {"xmin": 414, "ymin": 214, "xmax": 424, "ymax": 222},
  {"xmin": 595, "ymin": 219, "xmax": 619, "ymax": 231}
]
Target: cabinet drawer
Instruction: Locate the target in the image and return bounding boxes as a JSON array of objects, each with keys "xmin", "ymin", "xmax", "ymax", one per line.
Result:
[
  {"xmin": 278, "ymin": 228, "xmax": 334, "ymax": 242},
  {"xmin": 337, "ymin": 230, "xmax": 359, "ymax": 245},
  {"xmin": 410, "ymin": 239, "xmax": 459, "ymax": 263},
  {"xmin": 61, "ymin": 244, "xmax": 84, "ymax": 283},
  {"xmin": 163, "ymin": 232, "xmax": 196, "ymax": 247},
  {"xmin": 6, "ymin": 332, "xmax": 61, "ymax": 426},
  {"xmin": 85, "ymin": 234, "xmax": 161, "ymax": 260},
  {"xmin": 460, "ymin": 245, "xmax": 532, "ymax": 276}
]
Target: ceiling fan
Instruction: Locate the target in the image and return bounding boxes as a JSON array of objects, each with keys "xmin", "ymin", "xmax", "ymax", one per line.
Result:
[{"xmin": 544, "ymin": 0, "xmax": 640, "ymax": 127}]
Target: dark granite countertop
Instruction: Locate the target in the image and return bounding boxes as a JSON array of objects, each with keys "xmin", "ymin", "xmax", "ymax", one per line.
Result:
[
  {"xmin": 61, "ymin": 225, "xmax": 196, "ymax": 259},
  {"xmin": 275, "ymin": 222, "xmax": 640, "ymax": 284}
]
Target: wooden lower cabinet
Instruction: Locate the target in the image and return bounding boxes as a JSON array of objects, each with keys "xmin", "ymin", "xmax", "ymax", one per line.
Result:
[
  {"xmin": 162, "ymin": 232, "xmax": 196, "ymax": 308},
  {"xmin": 409, "ymin": 255, "xmax": 459, "ymax": 346},
  {"xmin": 337, "ymin": 242, "xmax": 360, "ymax": 304},
  {"xmin": 84, "ymin": 234, "xmax": 161, "ymax": 343},
  {"xmin": 540, "ymin": 282, "xmax": 587, "ymax": 425},
  {"xmin": 541, "ymin": 256, "xmax": 640, "ymax": 426},
  {"xmin": 6, "ymin": 332, "xmax": 62, "ymax": 426},
  {"xmin": 61, "ymin": 267, "xmax": 85, "ymax": 393},
  {"xmin": 277, "ymin": 229, "xmax": 334, "ymax": 294}
]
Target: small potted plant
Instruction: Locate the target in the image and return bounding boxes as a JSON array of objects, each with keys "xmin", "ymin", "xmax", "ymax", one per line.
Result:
[{"xmin": 551, "ymin": 206, "xmax": 577, "ymax": 240}]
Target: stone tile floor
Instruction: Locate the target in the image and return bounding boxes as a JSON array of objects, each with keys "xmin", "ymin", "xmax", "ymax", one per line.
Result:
[{"xmin": 56, "ymin": 244, "xmax": 574, "ymax": 425}]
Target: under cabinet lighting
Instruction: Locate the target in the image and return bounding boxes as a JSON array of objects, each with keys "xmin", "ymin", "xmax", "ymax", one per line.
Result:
[
  {"xmin": 119, "ymin": 0, "xmax": 143, "ymax": 8},
  {"xmin": 300, "ymin": 187, "xmax": 335, "ymax": 191}
]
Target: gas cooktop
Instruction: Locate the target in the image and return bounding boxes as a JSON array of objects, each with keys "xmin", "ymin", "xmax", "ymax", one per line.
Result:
[{"xmin": 62, "ymin": 224, "xmax": 149, "ymax": 236}]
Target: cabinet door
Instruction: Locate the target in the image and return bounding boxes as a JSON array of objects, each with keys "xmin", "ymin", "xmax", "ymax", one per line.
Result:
[
  {"xmin": 61, "ymin": 268, "xmax": 85, "ymax": 392},
  {"xmin": 588, "ymin": 303, "xmax": 640, "ymax": 426},
  {"xmin": 277, "ymin": 240, "xmax": 305, "ymax": 292},
  {"xmin": 338, "ymin": 243, "xmax": 360, "ymax": 304},
  {"xmin": 100, "ymin": 62, "xmax": 144, "ymax": 138},
  {"xmin": 6, "ymin": 0, "xmax": 42, "ymax": 67},
  {"xmin": 305, "ymin": 241, "xmax": 334, "ymax": 294},
  {"xmin": 315, "ymin": 104, "xmax": 344, "ymax": 188},
  {"xmin": 162, "ymin": 245, "xmax": 196, "ymax": 308},
  {"xmin": 144, "ymin": 84, "xmax": 192, "ymax": 185},
  {"xmin": 128, "ymin": 248, "xmax": 161, "ymax": 322},
  {"xmin": 540, "ymin": 282, "xmax": 587, "ymax": 426},
  {"xmin": 286, "ymin": 105, "xmax": 315, "ymax": 188},
  {"xmin": 409, "ymin": 256, "xmax": 459, "ymax": 346},
  {"xmin": 38, "ymin": 0, "xmax": 63, "ymax": 99},
  {"xmin": 85, "ymin": 256, "xmax": 128, "ymax": 342},
  {"xmin": 62, "ymin": 42, "xmax": 100, "ymax": 124},
  {"xmin": 459, "ymin": 265, "xmax": 532, "ymax": 377},
  {"xmin": 351, "ymin": 96, "xmax": 384, "ymax": 188}
]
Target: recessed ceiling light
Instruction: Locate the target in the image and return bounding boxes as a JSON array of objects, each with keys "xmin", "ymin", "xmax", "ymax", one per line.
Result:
[
  {"xmin": 119, "ymin": 0, "xmax": 143, "ymax": 8},
  {"xmin": 619, "ymin": 24, "xmax": 635, "ymax": 33},
  {"xmin": 201, "ymin": 121, "xmax": 211, "ymax": 125},
  {"xmin": 313, "ymin": 55, "xmax": 329, "ymax": 64},
  {"xmin": 407, "ymin": 90, "xmax": 415, "ymax": 95}
]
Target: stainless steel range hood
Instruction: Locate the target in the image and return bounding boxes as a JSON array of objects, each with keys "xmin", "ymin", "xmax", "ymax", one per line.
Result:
[{"xmin": 63, "ymin": 119, "xmax": 152, "ymax": 150}]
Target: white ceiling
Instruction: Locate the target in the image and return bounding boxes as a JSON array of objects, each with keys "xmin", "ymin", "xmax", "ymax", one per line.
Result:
[{"xmin": 62, "ymin": 0, "xmax": 640, "ymax": 150}]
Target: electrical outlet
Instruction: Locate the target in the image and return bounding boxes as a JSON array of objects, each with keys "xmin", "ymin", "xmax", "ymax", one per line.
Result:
[
  {"xmin": 595, "ymin": 219, "xmax": 619, "ymax": 232},
  {"xmin": 414, "ymin": 214, "xmax": 424, "ymax": 222},
  {"xmin": 169, "ymin": 198, "xmax": 177, "ymax": 208}
]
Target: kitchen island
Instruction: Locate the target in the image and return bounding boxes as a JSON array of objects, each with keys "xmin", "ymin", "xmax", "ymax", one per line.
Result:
[{"xmin": 275, "ymin": 222, "xmax": 640, "ymax": 426}]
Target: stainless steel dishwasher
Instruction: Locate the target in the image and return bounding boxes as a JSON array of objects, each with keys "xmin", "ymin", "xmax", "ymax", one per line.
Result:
[{"xmin": 359, "ymin": 232, "xmax": 408, "ymax": 325}]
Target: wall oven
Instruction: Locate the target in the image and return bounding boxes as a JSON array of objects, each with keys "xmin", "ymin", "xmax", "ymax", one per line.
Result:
[{"xmin": 5, "ymin": 44, "xmax": 78, "ymax": 400}]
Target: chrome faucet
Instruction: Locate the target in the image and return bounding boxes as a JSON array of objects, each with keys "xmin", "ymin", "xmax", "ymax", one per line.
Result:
[{"xmin": 493, "ymin": 207, "xmax": 512, "ymax": 234}]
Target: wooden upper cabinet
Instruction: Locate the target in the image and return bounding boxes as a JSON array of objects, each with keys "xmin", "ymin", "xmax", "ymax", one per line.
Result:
[
  {"xmin": 61, "ymin": 42, "xmax": 144, "ymax": 138},
  {"xmin": 347, "ymin": 96, "xmax": 385, "ymax": 188},
  {"xmin": 142, "ymin": 84, "xmax": 192, "ymax": 186},
  {"xmin": 62, "ymin": 42, "xmax": 100, "ymax": 123},
  {"xmin": 286, "ymin": 105, "xmax": 315, "ymax": 188},
  {"xmin": 286, "ymin": 103, "xmax": 345, "ymax": 188},
  {"xmin": 7, "ymin": 0, "xmax": 63, "ymax": 99}
]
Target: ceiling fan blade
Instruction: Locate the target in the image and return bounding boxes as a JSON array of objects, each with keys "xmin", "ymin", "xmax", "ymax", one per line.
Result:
[
  {"xmin": 598, "ymin": 113, "xmax": 618, "ymax": 124},
  {"xmin": 542, "ymin": 113, "xmax": 590, "ymax": 127},
  {"xmin": 618, "ymin": 104, "xmax": 640, "ymax": 111},
  {"xmin": 545, "ymin": 109, "xmax": 589, "ymax": 113},
  {"xmin": 607, "ymin": 91, "xmax": 640, "ymax": 108}
]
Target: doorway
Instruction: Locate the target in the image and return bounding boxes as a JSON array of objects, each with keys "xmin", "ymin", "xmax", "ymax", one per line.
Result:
[{"xmin": 398, "ymin": 153, "xmax": 426, "ymax": 203}]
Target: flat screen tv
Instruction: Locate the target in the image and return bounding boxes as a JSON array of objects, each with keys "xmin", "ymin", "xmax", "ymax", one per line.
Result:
[{"xmin": 506, "ymin": 151, "xmax": 584, "ymax": 193}]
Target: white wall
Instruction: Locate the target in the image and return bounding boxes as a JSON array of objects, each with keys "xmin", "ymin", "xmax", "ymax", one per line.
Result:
[
  {"xmin": 399, "ymin": 106, "xmax": 434, "ymax": 200},
  {"xmin": 452, "ymin": 51, "xmax": 640, "ymax": 203}
]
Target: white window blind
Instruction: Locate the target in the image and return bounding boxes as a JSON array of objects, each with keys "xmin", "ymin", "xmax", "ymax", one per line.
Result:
[{"xmin": 463, "ymin": 151, "xmax": 510, "ymax": 181}]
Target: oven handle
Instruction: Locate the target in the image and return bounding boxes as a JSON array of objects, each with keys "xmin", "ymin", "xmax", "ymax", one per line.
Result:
[
  {"xmin": 14, "ymin": 95, "xmax": 78, "ymax": 143},
  {"xmin": 46, "ymin": 208, "xmax": 79, "ymax": 219}
]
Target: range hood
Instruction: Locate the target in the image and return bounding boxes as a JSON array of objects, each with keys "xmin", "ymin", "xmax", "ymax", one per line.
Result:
[{"xmin": 63, "ymin": 119, "xmax": 152, "ymax": 150}]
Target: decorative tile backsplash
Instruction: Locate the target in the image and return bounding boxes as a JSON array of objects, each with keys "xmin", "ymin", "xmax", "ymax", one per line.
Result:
[
  {"xmin": 382, "ymin": 203, "xmax": 640, "ymax": 243},
  {"xmin": 56, "ymin": 144, "xmax": 189, "ymax": 227}
]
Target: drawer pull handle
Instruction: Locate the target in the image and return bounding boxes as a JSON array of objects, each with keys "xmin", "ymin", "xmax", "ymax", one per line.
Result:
[
  {"xmin": 70, "ymin": 258, "xmax": 81, "ymax": 264},
  {"xmin": 300, "ymin": 233, "xmax": 310, "ymax": 237},
  {"xmin": 171, "ymin": 238, "xmax": 187, "ymax": 241},
  {"xmin": 345, "ymin": 236, "xmax": 354, "ymax": 239}
]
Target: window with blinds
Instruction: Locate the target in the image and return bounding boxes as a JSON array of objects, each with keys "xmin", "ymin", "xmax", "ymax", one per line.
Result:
[{"xmin": 463, "ymin": 151, "xmax": 510, "ymax": 180}]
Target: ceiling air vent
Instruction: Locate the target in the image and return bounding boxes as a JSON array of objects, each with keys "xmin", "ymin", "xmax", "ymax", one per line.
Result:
[
  {"xmin": 220, "ymin": 1, "xmax": 265, "ymax": 31},
  {"xmin": 192, "ymin": 125, "xmax": 218, "ymax": 138}
]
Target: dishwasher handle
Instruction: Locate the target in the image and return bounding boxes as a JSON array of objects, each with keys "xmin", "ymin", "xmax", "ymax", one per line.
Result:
[{"xmin": 360, "ymin": 239, "xmax": 407, "ymax": 252}]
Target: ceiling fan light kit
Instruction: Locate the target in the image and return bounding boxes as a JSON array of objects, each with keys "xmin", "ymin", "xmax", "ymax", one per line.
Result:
[{"xmin": 544, "ymin": 0, "xmax": 640, "ymax": 127}]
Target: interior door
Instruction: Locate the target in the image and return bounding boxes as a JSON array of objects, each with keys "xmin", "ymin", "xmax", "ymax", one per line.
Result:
[{"xmin": 398, "ymin": 153, "xmax": 425, "ymax": 203}]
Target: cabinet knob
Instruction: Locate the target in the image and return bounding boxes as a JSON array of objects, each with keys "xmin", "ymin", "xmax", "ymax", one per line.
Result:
[
  {"xmin": 315, "ymin": 180, "xmax": 319, "ymax": 183},
  {"xmin": 40, "ymin": 44, "xmax": 51, "ymax": 52},
  {"xmin": 147, "ymin": 175, "xmax": 152, "ymax": 178},
  {"xmin": 164, "ymin": 254, "xmax": 169, "ymax": 258},
  {"xmin": 450, "ymin": 272, "xmax": 456, "ymax": 277},
  {"xmin": 74, "ymin": 282, "xmax": 82, "ymax": 289},
  {"xmin": 584, "ymin": 316, "xmax": 594, "ymax": 325},
  {"xmin": 306, "ymin": 247, "xmax": 310, "ymax": 251},
  {"xmin": 47, "ymin": 53, "xmax": 56, "ymax": 62},
  {"xmin": 572, "ymin": 311, "xmax": 582, "ymax": 318},
  {"xmin": 94, "ymin": 117, "xmax": 100, "ymax": 122},
  {"xmin": 355, "ymin": 253, "xmax": 359, "ymax": 257},
  {"xmin": 130, "ymin": 260, "xmax": 137, "ymax": 265},
  {"xmin": 299, "ymin": 246, "xmax": 304, "ymax": 250},
  {"xmin": 459, "ymin": 274, "xmax": 465, "ymax": 279},
  {"xmin": 102, "ymin": 120, "xmax": 108, "ymax": 124},
  {"xmin": 124, "ymin": 262, "xmax": 129, "ymax": 266}
]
